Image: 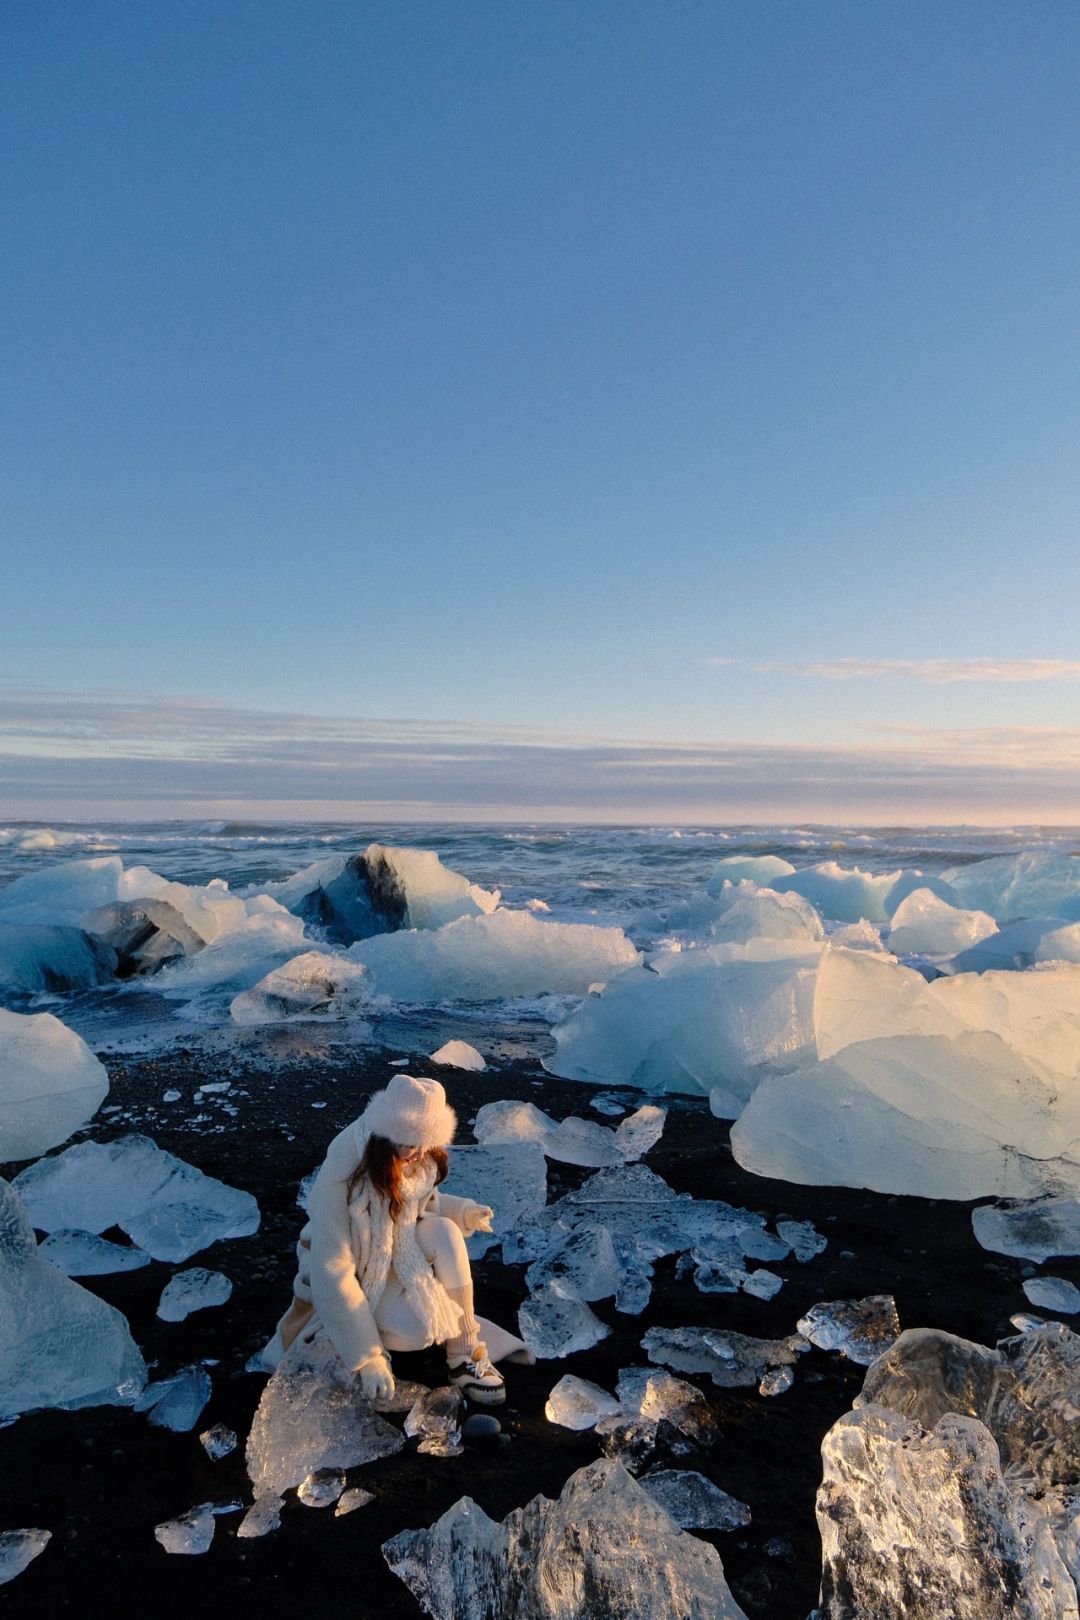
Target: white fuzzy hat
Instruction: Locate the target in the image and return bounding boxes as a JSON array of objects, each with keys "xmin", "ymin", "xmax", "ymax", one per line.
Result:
[{"xmin": 361, "ymin": 1075, "xmax": 457, "ymax": 1149}]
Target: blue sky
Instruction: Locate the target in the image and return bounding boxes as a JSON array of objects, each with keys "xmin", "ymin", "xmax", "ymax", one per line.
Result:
[{"xmin": 3, "ymin": 1, "xmax": 1079, "ymax": 821}]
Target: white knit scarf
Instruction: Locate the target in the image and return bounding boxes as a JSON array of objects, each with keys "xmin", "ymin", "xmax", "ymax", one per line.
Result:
[{"xmin": 348, "ymin": 1153, "xmax": 463, "ymax": 1344}]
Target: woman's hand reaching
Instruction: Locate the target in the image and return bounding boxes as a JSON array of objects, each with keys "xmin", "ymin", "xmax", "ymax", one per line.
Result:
[
  {"xmin": 462, "ymin": 1202, "xmax": 495, "ymax": 1235},
  {"xmin": 359, "ymin": 1353, "xmax": 395, "ymax": 1404}
]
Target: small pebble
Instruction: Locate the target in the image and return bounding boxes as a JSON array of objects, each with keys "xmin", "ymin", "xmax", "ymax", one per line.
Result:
[{"xmin": 462, "ymin": 1413, "xmax": 502, "ymax": 1440}]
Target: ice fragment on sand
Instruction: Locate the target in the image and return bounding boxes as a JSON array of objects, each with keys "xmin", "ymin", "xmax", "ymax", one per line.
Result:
[
  {"xmin": 335, "ymin": 1486, "xmax": 375, "ymax": 1515},
  {"xmin": 229, "ymin": 950, "xmax": 371, "ymax": 1025},
  {"xmin": 404, "ymin": 1386, "xmax": 464, "ymax": 1457},
  {"xmin": 0, "ymin": 1179, "xmax": 146, "ymax": 1420},
  {"xmin": 382, "ymin": 1456, "xmax": 749, "ymax": 1620},
  {"xmin": 518, "ymin": 1279, "xmax": 609, "ymax": 1359},
  {"xmin": 741, "ymin": 1269, "xmax": 783, "ymax": 1300},
  {"xmin": 430, "ymin": 1039, "xmax": 486, "ymax": 1071},
  {"xmin": 0, "ymin": 1530, "xmax": 51, "ymax": 1585},
  {"xmin": 642, "ymin": 1327, "xmax": 800, "ymax": 1388},
  {"xmin": 639, "ymin": 1470, "xmax": 751, "ymax": 1531},
  {"xmin": 0, "ymin": 1008, "xmax": 109, "ymax": 1162},
  {"xmin": 439, "ymin": 1142, "xmax": 547, "ymax": 1259},
  {"xmin": 544, "ymin": 1374, "xmax": 620, "ymax": 1430},
  {"xmin": 1023, "ymin": 1276, "xmax": 1080, "ymax": 1314},
  {"xmin": 590, "ymin": 1093, "xmax": 627, "ymax": 1115},
  {"xmin": 199, "ymin": 1424, "xmax": 237, "ymax": 1460},
  {"xmin": 595, "ymin": 1414, "xmax": 661, "ymax": 1473},
  {"xmin": 526, "ymin": 1225, "xmax": 622, "ymax": 1302},
  {"xmin": 14, "ymin": 1134, "xmax": 259, "ymax": 1263},
  {"xmin": 797, "ymin": 1297, "xmax": 900, "ymax": 1365},
  {"xmin": 1011, "ymin": 1312, "xmax": 1047, "ymax": 1332},
  {"xmin": 615, "ymin": 1367, "xmax": 716, "ymax": 1445},
  {"xmin": 973, "ymin": 1196, "xmax": 1080, "ymax": 1263},
  {"xmin": 0, "ymin": 922, "xmax": 116, "ymax": 994},
  {"xmin": 473, "ymin": 1100, "xmax": 556, "ymax": 1146},
  {"xmin": 37, "ymin": 1229, "xmax": 150, "ymax": 1275},
  {"xmin": 136, "ymin": 1366, "xmax": 212, "ymax": 1431},
  {"xmin": 236, "ymin": 1496, "xmax": 282, "ymax": 1539},
  {"xmin": 759, "ymin": 1366, "xmax": 794, "ymax": 1396},
  {"xmin": 776, "ymin": 1219, "xmax": 827, "ymax": 1261},
  {"xmin": 154, "ymin": 1503, "xmax": 216, "ymax": 1555},
  {"xmin": 245, "ymin": 1326, "xmax": 404, "ymax": 1497},
  {"xmin": 297, "ymin": 1468, "xmax": 346, "ymax": 1507},
  {"xmin": 157, "ymin": 1268, "xmax": 232, "ymax": 1322},
  {"xmin": 614, "ymin": 1104, "xmax": 666, "ymax": 1160}
]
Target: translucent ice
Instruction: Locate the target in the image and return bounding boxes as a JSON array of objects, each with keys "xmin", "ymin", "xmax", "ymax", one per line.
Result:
[
  {"xmin": 263, "ymin": 843, "xmax": 499, "ymax": 944},
  {"xmin": 973, "ymin": 1197, "xmax": 1080, "ymax": 1262},
  {"xmin": 796, "ymin": 1296, "xmax": 900, "ymax": 1365},
  {"xmin": 199, "ymin": 1423, "xmax": 237, "ymax": 1459},
  {"xmin": 614, "ymin": 1105, "xmax": 666, "ymax": 1160},
  {"xmin": 0, "ymin": 1178, "xmax": 146, "ymax": 1421},
  {"xmin": 404, "ymin": 1386, "xmax": 465, "ymax": 1457},
  {"xmin": 1023, "ymin": 1276, "xmax": 1080, "ymax": 1314},
  {"xmin": 741, "ymin": 1269, "xmax": 783, "ymax": 1300},
  {"xmin": 0, "ymin": 1529, "xmax": 51, "ymax": 1585},
  {"xmin": 707, "ymin": 883, "xmax": 825, "ymax": 945},
  {"xmin": 245, "ymin": 1325, "xmax": 404, "ymax": 1497},
  {"xmin": 776, "ymin": 1219, "xmax": 828, "ymax": 1261},
  {"xmin": 543, "ymin": 1115, "xmax": 627, "ymax": 1168},
  {"xmin": 430, "ymin": 1039, "xmax": 486, "ymax": 1071},
  {"xmin": 950, "ymin": 916, "xmax": 1073, "ymax": 973},
  {"xmin": 706, "ymin": 854, "xmax": 796, "ymax": 892},
  {"xmin": 382, "ymin": 1457, "xmax": 749, "ymax": 1620},
  {"xmin": 229, "ymin": 950, "xmax": 371, "ymax": 1025},
  {"xmin": 14, "ymin": 1134, "xmax": 260, "ymax": 1262},
  {"xmin": 154, "ymin": 1503, "xmax": 216, "ymax": 1555},
  {"xmin": 335, "ymin": 1486, "xmax": 375, "ymax": 1515},
  {"xmin": 642, "ymin": 1327, "xmax": 800, "ymax": 1388},
  {"xmin": 0, "ymin": 855, "xmax": 130, "ymax": 926},
  {"xmin": 154, "ymin": 902, "xmax": 309, "ymax": 993},
  {"xmin": 759, "ymin": 1366, "xmax": 794, "ymax": 1396},
  {"xmin": 350, "ymin": 908, "xmax": 640, "ymax": 1002},
  {"xmin": 545, "ymin": 1373, "xmax": 620, "ymax": 1429},
  {"xmin": 236, "ymin": 1496, "xmax": 282, "ymax": 1539},
  {"xmin": 297, "ymin": 1468, "xmax": 346, "ymax": 1506},
  {"xmin": 639, "ymin": 1469, "xmax": 751, "ymax": 1531},
  {"xmin": 157, "ymin": 1267, "xmax": 233, "ymax": 1322},
  {"xmin": 37, "ymin": 1229, "xmax": 150, "ymax": 1275},
  {"xmin": 0, "ymin": 922, "xmax": 116, "ymax": 994},
  {"xmin": 440, "ymin": 1143, "xmax": 547, "ymax": 1259},
  {"xmin": 82, "ymin": 898, "xmax": 204, "ymax": 976},
  {"xmin": 615, "ymin": 1367, "xmax": 716, "ymax": 1445},
  {"xmin": 941, "ymin": 848, "xmax": 1080, "ymax": 925},
  {"xmin": 771, "ymin": 862, "xmax": 901, "ymax": 923},
  {"xmin": 136, "ymin": 1365, "xmax": 212, "ymax": 1431},
  {"xmin": 526, "ymin": 1224, "xmax": 623, "ymax": 1301},
  {"xmin": 0, "ymin": 1008, "xmax": 109, "ymax": 1162},
  {"xmin": 518, "ymin": 1278, "xmax": 609, "ymax": 1358},
  {"xmin": 887, "ymin": 888, "xmax": 997, "ymax": 955},
  {"xmin": 473, "ymin": 1100, "xmax": 557, "ymax": 1146}
]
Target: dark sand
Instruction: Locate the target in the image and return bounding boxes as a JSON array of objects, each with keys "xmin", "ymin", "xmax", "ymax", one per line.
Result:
[{"xmin": 2, "ymin": 1038, "xmax": 1068, "ymax": 1620}]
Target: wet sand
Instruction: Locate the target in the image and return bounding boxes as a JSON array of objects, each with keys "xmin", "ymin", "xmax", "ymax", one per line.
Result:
[{"xmin": 1, "ymin": 1040, "xmax": 1067, "ymax": 1620}]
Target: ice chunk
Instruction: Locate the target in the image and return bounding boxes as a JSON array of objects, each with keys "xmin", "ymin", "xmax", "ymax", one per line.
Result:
[
  {"xmin": 136, "ymin": 1366, "xmax": 212, "ymax": 1431},
  {"xmin": 771, "ymin": 862, "xmax": 901, "ymax": 923},
  {"xmin": 614, "ymin": 1105, "xmax": 666, "ymax": 1160},
  {"xmin": 590, "ymin": 1093, "xmax": 627, "ymax": 1116},
  {"xmin": 709, "ymin": 884, "xmax": 825, "ymax": 945},
  {"xmin": 518, "ymin": 1278, "xmax": 609, "ymax": 1358},
  {"xmin": 643, "ymin": 1327, "xmax": 800, "ymax": 1388},
  {"xmin": 405, "ymin": 1386, "xmax": 464, "ymax": 1457},
  {"xmin": 615, "ymin": 1367, "xmax": 716, "ymax": 1445},
  {"xmin": 350, "ymin": 908, "xmax": 640, "ymax": 1002},
  {"xmin": 229, "ymin": 950, "xmax": 371, "ymax": 1025},
  {"xmin": 0, "ymin": 922, "xmax": 116, "ymax": 993},
  {"xmin": 776, "ymin": 1219, "xmax": 827, "ymax": 1261},
  {"xmin": 829, "ymin": 919, "xmax": 886, "ymax": 952},
  {"xmin": 297, "ymin": 1468, "xmax": 346, "ymax": 1507},
  {"xmin": 263, "ymin": 843, "xmax": 500, "ymax": 945},
  {"xmin": 882, "ymin": 870, "xmax": 962, "ymax": 916},
  {"xmin": 548, "ymin": 940, "xmax": 822, "ymax": 1099},
  {"xmin": 526, "ymin": 1224, "xmax": 622, "ymax": 1301},
  {"xmin": 706, "ymin": 854, "xmax": 796, "ymax": 892},
  {"xmin": 237, "ymin": 1496, "xmax": 283, "ymax": 1538},
  {"xmin": 544, "ymin": 1373, "xmax": 620, "ymax": 1429},
  {"xmin": 0, "ymin": 855, "xmax": 128, "ymax": 926},
  {"xmin": 157, "ymin": 1268, "xmax": 233, "ymax": 1322},
  {"xmin": 973, "ymin": 1196, "xmax": 1080, "ymax": 1262},
  {"xmin": 0, "ymin": 1178, "xmax": 146, "ymax": 1420},
  {"xmin": 544, "ymin": 1115, "xmax": 627, "ymax": 1168},
  {"xmin": 759, "ymin": 1366, "xmax": 794, "ymax": 1397},
  {"xmin": 37, "ymin": 1229, "xmax": 150, "ymax": 1275},
  {"xmin": 382, "ymin": 1457, "xmax": 749, "ymax": 1620},
  {"xmin": 639, "ymin": 1469, "xmax": 751, "ymax": 1531},
  {"xmin": 942, "ymin": 848, "xmax": 1080, "ymax": 924},
  {"xmin": 741, "ymin": 1269, "xmax": 783, "ymax": 1300},
  {"xmin": 154, "ymin": 902, "xmax": 309, "ymax": 993},
  {"xmin": 473, "ymin": 1100, "xmax": 557, "ymax": 1146},
  {"xmin": 246, "ymin": 1325, "xmax": 404, "ymax": 1496},
  {"xmin": 796, "ymin": 1296, "xmax": 901, "ymax": 1365},
  {"xmin": 950, "ymin": 916, "xmax": 1073, "ymax": 973},
  {"xmin": 1023, "ymin": 1276, "xmax": 1080, "ymax": 1314},
  {"xmin": 595, "ymin": 1414, "xmax": 661, "ymax": 1472},
  {"xmin": 887, "ymin": 888, "xmax": 997, "ymax": 955},
  {"xmin": 812, "ymin": 946, "xmax": 961, "ymax": 1060},
  {"xmin": 0, "ymin": 1529, "xmax": 51, "ymax": 1585},
  {"xmin": 474, "ymin": 1099, "xmax": 642, "ymax": 1168},
  {"xmin": 441, "ymin": 1143, "xmax": 547, "ymax": 1259},
  {"xmin": 199, "ymin": 1423, "xmax": 237, "ymax": 1459},
  {"xmin": 0, "ymin": 1008, "xmax": 109, "ymax": 1162},
  {"xmin": 335, "ymin": 1486, "xmax": 375, "ymax": 1515},
  {"xmin": 430, "ymin": 1039, "xmax": 486, "ymax": 1071},
  {"xmin": 14, "ymin": 1134, "xmax": 260, "ymax": 1262},
  {"xmin": 82, "ymin": 899, "xmax": 204, "ymax": 976},
  {"xmin": 154, "ymin": 1503, "xmax": 216, "ymax": 1555}
]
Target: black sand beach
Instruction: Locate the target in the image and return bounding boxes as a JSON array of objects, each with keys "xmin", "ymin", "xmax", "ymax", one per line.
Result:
[{"xmin": 2, "ymin": 1040, "xmax": 1066, "ymax": 1620}]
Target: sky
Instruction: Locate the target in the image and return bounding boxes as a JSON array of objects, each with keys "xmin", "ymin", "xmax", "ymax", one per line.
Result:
[{"xmin": 3, "ymin": 0, "xmax": 1079, "ymax": 824}]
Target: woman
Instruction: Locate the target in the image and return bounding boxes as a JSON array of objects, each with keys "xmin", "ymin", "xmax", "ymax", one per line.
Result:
[{"xmin": 272, "ymin": 1074, "xmax": 513, "ymax": 1404}]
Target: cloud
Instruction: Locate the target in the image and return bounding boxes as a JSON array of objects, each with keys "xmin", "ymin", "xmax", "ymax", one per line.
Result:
[{"xmin": 763, "ymin": 659, "xmax": 1080, "ymax": 684}]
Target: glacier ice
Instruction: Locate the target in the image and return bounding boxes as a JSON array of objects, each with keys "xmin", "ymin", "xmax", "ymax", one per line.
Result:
[
  {"xmin": 236, "ymin": 1495, "xmax": 283, "ymax": 1538},
  {"xmin": 335, "ymin": 1486, "xmax": 375, "ymax": 1515},
  {"xmin": 199, "ymin": 1423, "xmax": 238, "ymax": 1460},
  {"xmin": 639, "ymin": 1469, "xmax": 751, "ymax": 1531},
  {"xmin": 429, "ymin": 1039, "xmax": 486, "ymax": 1070},
  {"xmin": 707, "ymin": 883, "xmax": 825, "ymax": 945},
  {"xmin": 157, "ymin": 1267, "xmax": 233, "ymax": 1322},
  {"xmin": 518, "ymin": 1278, "xmax": 609, "ymax": 1358},
  {"xmin": 706, "ymin": 854, "xmax": 796, "ymax": 891},
  {"xmin": 776, "ymin": 1219, "xmax": 827, "ymax": 1261},
  {"xmin": 0, "ymin": 1178, "xmax": 146, "ymax": 1421},
  {"xmin": 548, "ymin": 939, "xmax": 822, "ymax": 1100},
  {"xmin": 154, "ymin": 901, "xmax": 309, "ymax": 993},
  {"xmin": 382, "ymin": 1456, "xmax": 750, "ymax": 1620},
  {"xmin": 14, "ymin": 1134, "xmax": 260, "ymax": 1262},
  {"xmin": 771, "ymin": 862, "xmax": 901, "ymax": 923},
  {"xmin": 796, "ymin": 1296, "xmax": 901, "ymax": 1365},
  {"xmin": 0, "ymin": 855, "xmax": 131, "ymax": 926},
  {"xmin": 246, "ymin": 1325, "xmax": 404, "ymax": 1497},
  {"xmin": 0, "ymin": 1007, "xmax": 109, "ymax": 1162},
  {"xmin": 154, "ymin": 1503, "xmax": 216, "ymax": 1556},
  {"xmin": 229, "ymin": 950, "xmax": 371, "ymax": 1025},
  {"xmin": 642, "ymin": 1326, "xmax": 801, "ymax": 1388},
  {"xmin": 404, "ymin": 1386, "xmax": 465, "ymax": 1456},
  {"xmin": 440, "ymin": 1143, "xmax": 547, "ymax": 1259},
  {"xmin": 263, "ymin": 843, "xmax": 500, "ymax": 944},
  {"xmin": 887, "ymin": 887, "xmax": 997, "ymax": 955},
  {"xmin": 37, "ymin": 1229, "xmax": 150, "ymax": 1275},
  {"xmin": 526, "ymin": 1225, "xmax": 623, "ymax": 1301},
  {"xmin": 473, "ymin": 1099, "xmax": 557, "ymax": 1146},
  {"xmin": 950, "ymin": 916, "xmax": 1073, "ymax": 973},
  {"xmin": 0, "ymin": 922, "xmax": 116, "ymax": 993},
  {"xmin": 614, "ymin": 1104, "xmax": 666, "ymax": 1159},
  {"xmin": 881, "ymin": 870, "xmax": 962, "ymax": 916},
  {"xmin": 350, "ymin": 908, "xmax": 639, "ymax": 1002},
  {"xmin": 615, "ymin": 1366, "xmax": 716, "ymax": 1446},
  {"xmin": 0, "ymin": 1529, "xmax": 51, "ymax": 1586},
  {"xmin": 942, "ymin": 848, "xmax": 1080, "ymax": 924},
  {"xmin": 136, "ymin": 1366, "xmax": 212, "ymax": 1431},
  {"xmin": 972, "ymin": 1197, "xmax": 1080, "ymax": 1262},
  {"xmin": 297, "ymin": 1468, "xmax": 347, "ymax": 1507},
  {"xmin": 82, "ymin": 898, "xmax": 204, "ymax": 976},
  {"xmin": 544, "ymin": 1373, "xmax": 620, "ymax": 1429},
  {"xmin": 1023, "ymin": 1276, "xmax": 1080, "ymax": 1314}
]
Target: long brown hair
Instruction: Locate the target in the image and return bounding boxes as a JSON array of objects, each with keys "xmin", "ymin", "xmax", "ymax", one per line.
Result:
[{"xmin": 349, "ymin": 1134, "xmax": 449, "ymax": 1221}]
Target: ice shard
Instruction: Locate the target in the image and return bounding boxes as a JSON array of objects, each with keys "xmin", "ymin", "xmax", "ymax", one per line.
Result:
[
  {"xmin": 153, "ymin": 1504, "xmax": 217, "ymax": 1556},
  {"xmin": 382, "ymin": 1457, "xmax": 750, "ymax": 1620},
  {"xmin": 518, "ymin": 1278, "xmax": 609, "ymax": 1358},
  {"xmin": 796, "ymin": 1296, "xmax": 900, "ymax": 1365},
  {"xmin": 0, "ymin": 922, "xmax": 116, "ymax": 994},
  {"xmin": 972, "ymin": 1196, "xmax": 1080, "ymax": 1262},
  {"xmin": 404, "ymin": 1386, "xmax": 465, "ymax": 1457},
  {"xmin": 156, "ymin": 1267, "xmax": 233, "ymax": 1322},
  {"xmin": 297, "ymin": 1468, "xmax": 347, "ymax": 1507},
  {"xmin": 0, "ymin": 1529, "xmax": 51, "ymax": 1586},
  {"xmin": 544, "ymin": 1373, "xmax": 620, "ymax": 1429},
  {"xmin": 639, "ymin": 1469, "xmax": 751, "ymax": 1531},
  {"xmin": 1022, "ymin": 1276, "xmax": 1080, "ymax": 1314},
  {"xmin": 37, "ymin": 1229, "xmax": 150, "ymax": 1275},
  {"xmin": 136, "ymin": 1365, "xmax": 212, "ymax": 1431},
  {"xmin": 0, "ymin": 1008, "xmax": 109, "ymax": 1162}
]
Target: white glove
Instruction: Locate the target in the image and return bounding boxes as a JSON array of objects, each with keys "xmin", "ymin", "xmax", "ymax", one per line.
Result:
[
  {"xmin": 359, "ymin": 1354, "xmax": 395, "ymax": 1404},
  {"xmin": 462, "ymin": 1201, "xmax": 494, "ymax": 1235}
]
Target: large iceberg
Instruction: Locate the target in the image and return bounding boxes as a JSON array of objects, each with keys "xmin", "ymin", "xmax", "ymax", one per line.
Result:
[
  {"xmin": 382, "ymin": 1457, "xmax": 749, "ymax": 1619},
  {"xmin": 0, "ymin": 1008, "xmax": 109, "ymax": 1162},
  {"xmin": 349, "ymin": 908, "xmax": 639, "ymax": 1002},
  {"xmin": 0, "ymin": 923, "xmax": 117, "ymax": 993},
  {"xmin": 13, "ymin": 1134, "xmax": 260, "ymax": 1262},
  {"xmin": 0, "ymin": 1179, "xmax": 146, "ymax": 1420}
]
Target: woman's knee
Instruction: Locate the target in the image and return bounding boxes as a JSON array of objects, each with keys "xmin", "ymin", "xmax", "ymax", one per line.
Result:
[{"xmin": 416, "ymin": 1214, "xmax": 469, "ymax": 1272}]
